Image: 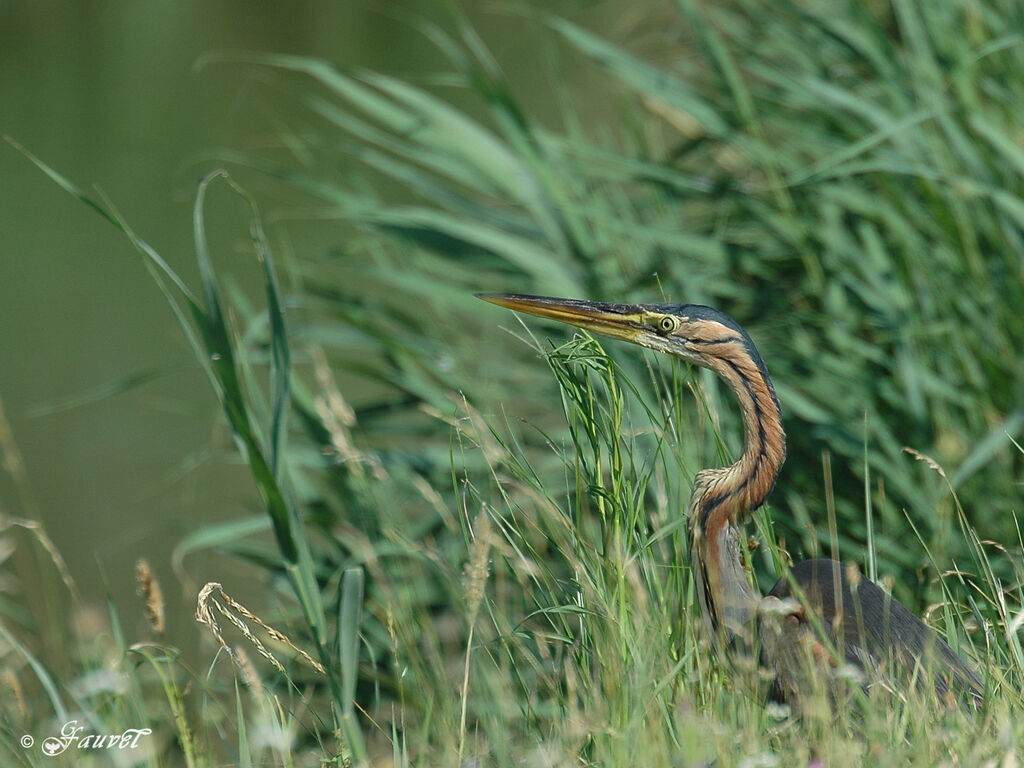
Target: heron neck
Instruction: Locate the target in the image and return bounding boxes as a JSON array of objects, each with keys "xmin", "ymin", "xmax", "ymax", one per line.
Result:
[{"xmin": 690, "ymin": 349, "xmax": 786, "ymax": 637}]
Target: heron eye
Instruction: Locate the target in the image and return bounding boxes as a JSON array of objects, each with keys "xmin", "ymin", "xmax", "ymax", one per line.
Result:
[{"xmin": 657, "ymin": 316, "xmax": 678, "ymax": 334}]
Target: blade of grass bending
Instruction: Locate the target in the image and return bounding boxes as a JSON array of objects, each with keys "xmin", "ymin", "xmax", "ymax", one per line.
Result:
[
  {"xmin": 5, "ymin": 143, "xmax": 227, "ymax": 450},
  {"xmin": 192, "ymin": 172, "xmax": 300, "ymax": 564},
  {"xmin": 550, "ymin": 18, "xmax": 728, "ymax": 138},
  {"xmin": 362, "ymin": 71, "xmax": 535, "ymax": 201},
  {"xmin": 26, "ymin": 367, "xmax": 168, "ymax": 417},
  {"xmin": 0, "ymin": 621, "xmax": 69, "ymax": 722},
  {"xmin": 171, "ymin": 516, "xmax": 272, "ymax": 576},
  {"xmin": 356, "ymin": 206, "xmax": 579, "ymax": 294},
  {"xmin": 4, "ymin": 136, "xmax": 195, "ymax": 303},
  {"xmin": 337, "ymin": 567, "xmax": 367, "ymax": 758},
  {"xmin": 218, "ymin": 176, "xmax": 291, "ymax": 479}
]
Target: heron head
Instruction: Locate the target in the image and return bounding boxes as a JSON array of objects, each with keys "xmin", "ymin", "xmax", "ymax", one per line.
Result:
[{"xmin": 476, "ymin": 292, "xmax": 768, "ymax": 379}]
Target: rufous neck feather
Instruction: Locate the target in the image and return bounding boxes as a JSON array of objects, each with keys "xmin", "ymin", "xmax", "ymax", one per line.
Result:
[{"xmin": 689, "ymin": 337, "xmax": 786, "ymax": 637}]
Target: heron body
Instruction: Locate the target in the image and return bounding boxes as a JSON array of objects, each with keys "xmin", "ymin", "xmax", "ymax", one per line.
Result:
[{"xmin": 479, "ymin": 292, "xmax": 984, "ymax": 712}]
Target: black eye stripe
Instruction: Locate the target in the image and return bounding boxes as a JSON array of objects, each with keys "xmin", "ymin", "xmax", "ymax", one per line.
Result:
[{"xmin": 689, "ymin": 336, "xmax": 743, "ymax": 346}]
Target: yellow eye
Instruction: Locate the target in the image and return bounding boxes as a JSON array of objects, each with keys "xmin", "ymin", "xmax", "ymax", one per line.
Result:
[{"xmin": 657, "ymin": 316, "xmax": 678, "ymax": 334}]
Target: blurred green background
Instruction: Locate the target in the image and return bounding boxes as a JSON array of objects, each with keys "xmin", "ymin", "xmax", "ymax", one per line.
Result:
[{"xmin": 0, "ymin": 0, "xmax": 600, "ymax": 642}]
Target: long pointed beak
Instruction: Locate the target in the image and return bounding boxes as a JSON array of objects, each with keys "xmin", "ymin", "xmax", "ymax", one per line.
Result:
[{"xmin": 476, "ymin": 293, "xmax": 646, "ymax": 343}]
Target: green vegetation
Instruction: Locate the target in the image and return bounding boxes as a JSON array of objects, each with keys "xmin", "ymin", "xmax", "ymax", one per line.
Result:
[{"xmin": 3, "ymin": 0, "xmax": 1023, "ymax": 764}]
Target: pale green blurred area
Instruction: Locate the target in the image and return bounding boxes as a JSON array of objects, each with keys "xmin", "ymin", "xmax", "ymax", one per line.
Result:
[{"xmin": 0, "ymin": 0, "xmax": 593, "ymax": 637}]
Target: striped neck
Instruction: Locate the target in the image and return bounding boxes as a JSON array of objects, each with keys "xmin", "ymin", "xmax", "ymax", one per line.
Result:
[{"xmin": 689, "ymin": 345, "xmax": 786, "ymax": 637}]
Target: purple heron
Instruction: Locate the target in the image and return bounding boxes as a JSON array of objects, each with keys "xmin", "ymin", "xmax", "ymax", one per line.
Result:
[{"xmin": 479, "ymin": 292, "xmax": 984, "ymax": 712}]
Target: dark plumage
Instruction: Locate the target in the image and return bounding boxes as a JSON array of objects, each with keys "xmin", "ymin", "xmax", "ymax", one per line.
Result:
[{"xmin": 765, "ymin": 559, "xmax": 983, "ymax": 710}]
